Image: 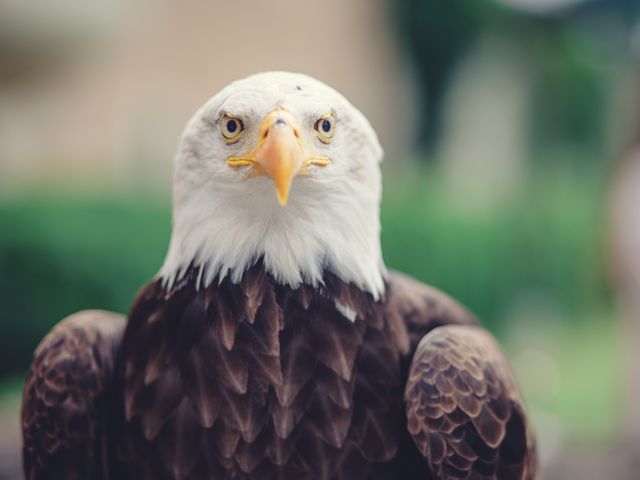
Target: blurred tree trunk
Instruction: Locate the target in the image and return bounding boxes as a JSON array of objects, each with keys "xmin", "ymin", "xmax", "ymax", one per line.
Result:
[
  {"xmin": 388, "ymin": 0, "xmax": 492, "ymax": 150},
  {"xmin": 438, "ymin": 36, "xmax": 530, "ymax": 211}
]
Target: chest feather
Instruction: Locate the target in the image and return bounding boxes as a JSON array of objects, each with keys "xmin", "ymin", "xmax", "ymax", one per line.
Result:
[{"xmin": 120, "ymin": 265, "xmax": 404, "ymax": 478}]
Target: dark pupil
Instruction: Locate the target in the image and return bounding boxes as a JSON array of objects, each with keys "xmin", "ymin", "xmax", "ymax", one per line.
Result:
[
  {"xmin": 226, "ymin": 120, "xmax": 237, "ymax": 133},
  {"xmin": 321, "ymin": 119, "xmax": 331, "ymax": 133}
]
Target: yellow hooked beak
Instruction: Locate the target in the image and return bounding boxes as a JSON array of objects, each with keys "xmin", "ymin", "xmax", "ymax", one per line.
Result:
[{"xmin": 226, "ymin": 109, "xmax": 330, "ymax": 205}]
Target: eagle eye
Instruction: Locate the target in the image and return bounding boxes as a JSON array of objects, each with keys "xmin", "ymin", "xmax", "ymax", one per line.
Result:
[
  {"xmin": 221, "ymin": 115, "xmax": 244, "ymax": 142},
  {"xmin": 314, "ymin": 114, "xmax": 335, "ymax": 143}
]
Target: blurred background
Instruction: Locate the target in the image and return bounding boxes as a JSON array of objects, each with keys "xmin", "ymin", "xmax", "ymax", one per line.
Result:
[{"xmin": 1, "ymin": 0, "xmax": 639, "ymax": 478}]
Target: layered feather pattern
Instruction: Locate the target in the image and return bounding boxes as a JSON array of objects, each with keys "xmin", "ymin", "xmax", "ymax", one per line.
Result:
[
  {"xmin": 116, "ymin": 264, "xmax": 407, "ymax": 479},
  {"xmin": 404, "ymin": 325, "xmax": 537, "ymax": 480},
  {"xmin": 22, "ymin": 268, "xmax": 537, "ymax": 479},
  {"xmin": 21, "ymin": 311, "xmax": 126, "ymax": 480}
]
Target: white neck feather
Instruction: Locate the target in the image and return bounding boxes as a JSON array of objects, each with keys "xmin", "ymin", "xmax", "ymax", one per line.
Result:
[{"xmin": 158, "ymin": 174, "xmax": 385, "ymax": 299}]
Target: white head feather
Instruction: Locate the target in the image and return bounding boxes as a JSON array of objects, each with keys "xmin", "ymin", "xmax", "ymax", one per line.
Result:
[{"xmin": 158, "ymin": 72, "xmax": 386, "ymax": 299}]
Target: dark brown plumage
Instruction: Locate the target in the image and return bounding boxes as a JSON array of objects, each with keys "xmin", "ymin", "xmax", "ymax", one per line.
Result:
[
  {"xmin": 21, "ymin": 266, "xmax": 537, "ymax": 479},
  {"xmin": 21, "ymin": 310, "xmax": 125, "ymax": 480}
]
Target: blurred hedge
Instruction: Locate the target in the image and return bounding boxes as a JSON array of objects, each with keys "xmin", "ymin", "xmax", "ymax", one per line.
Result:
[
  {"xmin": 382, "ymin": 165, "xmax": 611, "ymax": 329},
  {"xmin": 0, "ymin": 198, "xmax": 171, "ymax": 376},
  {"xmin": 0, "ymin": 166, "xmax": 611, "ymax": 376}
]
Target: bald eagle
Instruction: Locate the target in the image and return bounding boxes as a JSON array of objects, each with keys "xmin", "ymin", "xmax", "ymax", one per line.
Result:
[{"xmin": 21, "ymin": 72, "xmax": 537, "ymax": 479}]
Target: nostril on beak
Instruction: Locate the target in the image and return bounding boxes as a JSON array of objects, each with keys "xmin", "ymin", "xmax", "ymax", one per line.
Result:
[{"xmin": 274, "ymin": 118, "xmax": 287, "ymax": 127}]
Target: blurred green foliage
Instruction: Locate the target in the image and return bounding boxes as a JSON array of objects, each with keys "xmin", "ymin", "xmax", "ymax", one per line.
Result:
[
  {"xmin": 382, "ymin": 164, "xmax": 611, "ymax": 328},
  {"xmin": 389, "ymin": 0, "xmax": 639, "ymax": 155},
  {"xmin": 0, "ymin": 198, "xmax": 171, "ymax": 376},
  {"xmin": 538, "ymin": 317, "xmax": 623, "ymax": 439},
  {"xmin": 0, "ymin": 165, "xmax": 612, "ymax": 377}
]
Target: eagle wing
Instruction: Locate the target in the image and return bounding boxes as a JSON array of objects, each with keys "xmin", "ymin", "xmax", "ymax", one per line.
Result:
[
  {"xmin": 386, "ymin": 271, "xmax": 537, "ymax": 480},
  {"xmin": 21, "ymin": 310, "xmax": 126, "ymax": 480}
]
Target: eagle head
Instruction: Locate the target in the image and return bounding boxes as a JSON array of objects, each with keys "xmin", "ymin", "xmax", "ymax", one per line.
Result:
[{"xmin": 159, "ymin": 72, "xmax": 385, "ymax": 299}]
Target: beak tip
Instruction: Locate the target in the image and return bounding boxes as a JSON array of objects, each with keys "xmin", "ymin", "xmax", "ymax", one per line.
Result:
[
  {"xmin": 277, "ymin": 193, "xmax": 288, "ymax": 206},
  {"xmin": 275, "ymin": 181, "xmax": 292, "ymax": 206}
]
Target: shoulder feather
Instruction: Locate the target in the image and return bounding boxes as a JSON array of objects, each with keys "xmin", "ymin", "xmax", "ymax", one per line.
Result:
[
  {"xmin": 22, "ymin": 310, "xmax": 126, "ymax": 480},
  {"xmin": 405, "ymin": 325, "xmax": 538, "ymax": 479},
  {"xmin": 385, "ymin": 270, "xmax": 477, "ymax": 356}
]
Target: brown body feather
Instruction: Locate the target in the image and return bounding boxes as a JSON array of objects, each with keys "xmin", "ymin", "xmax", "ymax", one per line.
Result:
[
  {"xmin": 21, "ymin": 267, "xmax": 537, "ymax": 479},
  {"xmin": 21, "ymin": 310, "xmax": 125, "ymax": 480}
]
